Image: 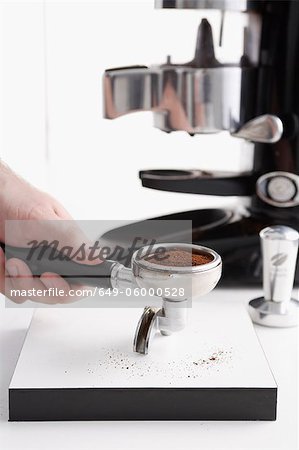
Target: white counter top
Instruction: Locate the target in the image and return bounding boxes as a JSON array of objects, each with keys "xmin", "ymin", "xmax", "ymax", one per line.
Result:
[{"xmin": 0, "ymin": 288, "xmax": 298, "ymax": 450}]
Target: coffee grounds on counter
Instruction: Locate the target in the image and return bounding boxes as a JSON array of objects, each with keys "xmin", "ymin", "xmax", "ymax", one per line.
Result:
[{"xmin": 145, "ymin": 249, "xmax": 213, "ymax": 267}]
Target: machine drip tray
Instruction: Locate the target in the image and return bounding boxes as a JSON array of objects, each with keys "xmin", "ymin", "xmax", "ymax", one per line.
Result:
[{"xmin": 9, "ymin": 296, "xmax": 277, "ymax": 421}]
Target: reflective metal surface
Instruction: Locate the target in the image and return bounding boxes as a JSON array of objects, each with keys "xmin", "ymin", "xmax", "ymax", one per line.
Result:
[
  {"xmin": 249, "ymin": 297, "xmax": 299, "ymax": 328},
  {"xmin": 249, "ymin": 226, "xmax": 299, "ymax": 328},
  {"xmin": 133, "ymin": 306, "xmax": 162, "ymax": 355},
  {"xmin": 260, "ymin": 226, "xmax": 298, "ymax": 304},
  {"xmin": 104, "ymin": 66, "xmax": 257, "ymax": 135},
  {"xmin": 110, "ymin": 243, "xmax": 222, "ymax": 353},
  {"xmin": 231, "ymin": 115, "xmax": 283, "ymax": 143},
  {"xmin": 133, "ymin": 300, "xmax": 189, "ymax": 355},
  {"xmin": 103, "ymin": 16, "xmax": 265, "ymax": 137},
  {"xmin": 103, "ymin": 66, "xmax": 156, "ymax": 119},
  {"xmin": 132, "ymin": 243, "xmax": 222, "ymax": 300},
  {"xmin": 132, "ymin": 243, "xmax": 222, "ymax": 353}
]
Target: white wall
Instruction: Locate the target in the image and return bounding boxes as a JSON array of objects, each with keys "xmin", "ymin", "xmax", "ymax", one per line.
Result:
[
  {"xmin": 2, "ymin": 1, "xmax": 254, "ymax": 220},
  {"xmin": 2, "ymin": 1, "xmax": 48, "ymax": 189}
]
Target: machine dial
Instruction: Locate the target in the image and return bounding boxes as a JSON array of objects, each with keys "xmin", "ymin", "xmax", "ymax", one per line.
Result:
[
  {"xmin": 267, "ymin": 176, "xmax": 297, "ymax": 203},
  {"xmin": 256, "ymin": 172, "xmax": 299, "ymax": 207}
]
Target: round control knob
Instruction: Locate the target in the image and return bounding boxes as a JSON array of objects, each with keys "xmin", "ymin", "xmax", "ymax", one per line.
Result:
[
  {"xmin": 256, "ymin": 171, "xmax": 299, "ymax": 207},
  {"xmin": 267, "ymin": 176, "xmax": 297, "ymax": 203}
]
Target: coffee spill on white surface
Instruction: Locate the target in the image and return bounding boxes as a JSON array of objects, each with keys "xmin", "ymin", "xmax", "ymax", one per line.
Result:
[
  {"xmin": 81, "ymin": 346, "xmax": 234, "ymax": 384},
  {"xmin": 10, "ymin": 305, "xmax": 277, "ymax": 390}
]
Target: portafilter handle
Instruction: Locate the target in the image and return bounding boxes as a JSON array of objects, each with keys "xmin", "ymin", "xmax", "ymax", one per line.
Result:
[{"xmin": 249, "ymin": 226, "xmax": 299, "ymax": 327}]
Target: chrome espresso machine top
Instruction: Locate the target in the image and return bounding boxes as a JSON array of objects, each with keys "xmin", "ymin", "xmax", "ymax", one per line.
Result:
[{"xmin": 101, "ymin": 0, "xmax": 299, "ymax": 286}]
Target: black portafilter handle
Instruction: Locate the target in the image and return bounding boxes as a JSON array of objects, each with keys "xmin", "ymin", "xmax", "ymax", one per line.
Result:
[{"xmin": 0, "ymin": 242, "xmax": 116, "ymax": 289}]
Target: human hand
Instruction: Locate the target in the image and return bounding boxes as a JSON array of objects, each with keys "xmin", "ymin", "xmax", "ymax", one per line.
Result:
[{"xmin": 0, "ymin": 162, "xmax": 94, "ymax": 304}]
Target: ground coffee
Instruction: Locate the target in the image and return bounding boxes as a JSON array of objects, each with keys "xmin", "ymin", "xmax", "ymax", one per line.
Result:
[{"xmin": 145, "ymin": 249, "xmax": 213, "ymax": 267}]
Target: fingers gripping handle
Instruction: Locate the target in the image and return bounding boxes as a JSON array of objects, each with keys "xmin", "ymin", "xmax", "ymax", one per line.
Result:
[
  {"xmin": 260, "ymin": 226, "xmax": 299, "ymax": 303},
  {"xmin": 0, "ymin": 242, "xmax": 116, "ymax": 289}
]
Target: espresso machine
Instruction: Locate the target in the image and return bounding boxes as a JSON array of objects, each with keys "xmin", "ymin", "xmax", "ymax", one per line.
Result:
[{"xmin": 102, "ymin": 0, "xmax": 299, "ymax": 286}]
